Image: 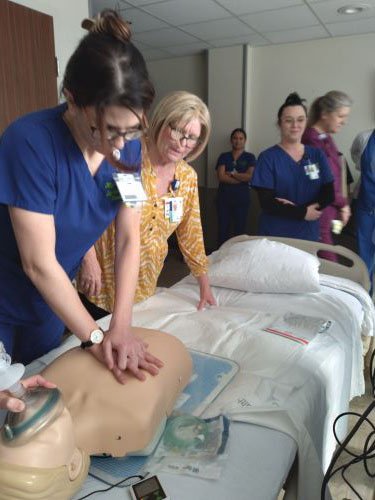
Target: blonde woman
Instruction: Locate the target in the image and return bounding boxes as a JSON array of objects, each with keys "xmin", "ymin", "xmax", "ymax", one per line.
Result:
[{"xmin": 79, "ymin": 91, "xmax": 216, "ymax": 312}]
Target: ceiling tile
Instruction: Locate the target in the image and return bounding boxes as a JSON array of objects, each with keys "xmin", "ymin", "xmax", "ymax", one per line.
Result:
[
  {"xmin": 210, "ymin": 33, "xmax": 269, "ymax": 47},
  {"xmin": 242, "ymin": 5, "xmax": 321, "ymax": 32},
  {"xmin": 124, "ymin": 0, "xmax": 170, "ymax": 5},
  {"xmin": 134, "ymin": 27, "xmax": 199, "ymax": 46},
  {"xmin": 91, "ymin": 0, "xmax": 375, "ymax": 58},
  {"xmin": 90, "ymin": 0, "xmax": 124, "ymax": 15},
  {"xmin": 307, "ymin": 0, "xmax": 375, "ymax": 24},
  {"xmin": 133, "ymin": 39, "xmax": 154, "ymax": 51},
  {"xmin": 266, "ymin": 24, "xmax": 328, "ymax": 43},
  {"xmin": 118, "ymin": 7, "xmax": 169, "ymax": 31},
  {"xmin": 163, "ymin": 41, "xmax": 211, "ymax": 55},
  {"xmin": 182, "ymin": 18, "xmax": 255, "ymax": 40},
  {"xmin": 142, "ymin": 47, "xmax": 172, "ymax": 60},
  {"xmin": 215, "ymin": 0, "xmax": 303, "ymax": 16},
  {"xmin": 142, "ymin": 0, "xmax": 232, "ymax": 25},
  {"xmin": 326, "ymin": 17, "xmax": 375, "ymax": 36}
]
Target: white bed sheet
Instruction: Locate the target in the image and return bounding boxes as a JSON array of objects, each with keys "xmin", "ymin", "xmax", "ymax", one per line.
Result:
[{"xmin": 115, "ymin": 273, "xmax": 371, "ymax": 500}]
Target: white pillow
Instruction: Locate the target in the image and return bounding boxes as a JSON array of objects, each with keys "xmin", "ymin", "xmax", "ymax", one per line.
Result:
[{"xmin": 208, "ymin": 239, "xmax": 321, "ymax": 293}]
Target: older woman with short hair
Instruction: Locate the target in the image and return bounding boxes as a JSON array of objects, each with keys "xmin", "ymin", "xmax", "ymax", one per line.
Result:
[
  {"xmin": 80, "ymin": 91, "xmax": 216, "ymax": 312},
  {"xmin": 302, "ymin": 90, "xmax": 352, "ymax": 260}
]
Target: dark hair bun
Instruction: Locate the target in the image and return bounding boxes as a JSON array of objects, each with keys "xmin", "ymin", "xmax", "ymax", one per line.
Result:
[
  {"xmin": 284, "ymin": 92, "xmax": 306, "ymax": 107},
  {"xmin": 81, "ymin": 9, "xmax": 132, "ymax": 43}
]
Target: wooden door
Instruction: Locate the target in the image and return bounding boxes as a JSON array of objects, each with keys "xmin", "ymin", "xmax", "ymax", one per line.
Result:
[{"xmin": 0, "ymin": 0, "xmax": 58, "ymax": 133}]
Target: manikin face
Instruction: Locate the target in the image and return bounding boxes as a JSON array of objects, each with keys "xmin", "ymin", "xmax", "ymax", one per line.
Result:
[
  {"xmin": 279, "ymin": 105, "xmax": 307, "ymax": 143},
  {"xmin": 83, "ymin": 105, "xmax": 144, "ymax": 155},
  {"xmin": 320, "ymin": 106, "xmax": 350, "ymax": 134},
  {"xmin": 231, "ymin": 131, "xmax": 246, "ymax": 151},
  {"xmin": 158, "ymin": 118, "xmax": 201, "ymax": 163}
]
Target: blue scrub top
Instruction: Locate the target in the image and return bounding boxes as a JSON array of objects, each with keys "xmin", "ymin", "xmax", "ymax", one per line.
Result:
[
  {"xmin": 251, "ymin": 144, "xmax": 333, "ymax": 240},
  {"xmin": 0, "ymin": 104, "xmax": 141, "ymax": 325},
  {"xmin": 216, "ymin": 151, "xmax": 256, "ymax": 195},
  {"xmin": 357, "ymin": 130, "xmax": 375, "ymax": 212}
]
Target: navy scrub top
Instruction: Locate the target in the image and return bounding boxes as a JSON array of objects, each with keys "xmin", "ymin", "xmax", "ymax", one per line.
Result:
[
  {"xmin": 357, "ymin": 130, "xmax": 375, "ymax": 212},
  {"xmin": 251, "ymin": 144, "xmax": 333, "ymax": 241},
  {"xmin": 0, "ymin": 104, "xmax": 141, "ymax": 325},
  {"xmin": 216, "ymin": 150, "xmax": 256, "ymax": 194}
]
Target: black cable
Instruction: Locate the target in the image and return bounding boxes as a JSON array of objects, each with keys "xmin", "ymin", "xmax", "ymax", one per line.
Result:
[
  {"xmin": 321, "ymin": 400, "xmax": 375, "ymax": 500},
  {"xmin": 75, "ymin": 473, "xmax": 145, "ymax": 500},
  {"xmin": 341, "ymin": 462, "xmax": 362, "ymax": 499},
  {"xmin": 369, "ymin": 346, "xmax": 375, "ymax": 396}
]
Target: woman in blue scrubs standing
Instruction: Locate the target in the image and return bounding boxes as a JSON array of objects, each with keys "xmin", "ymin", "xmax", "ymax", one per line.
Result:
[
  {"xmin": 0, "ymin": 10, "xmax": 162, "ymax": 383},
  {"xmin": 351, "ymin": 129, "xmax": 375, "ymax": 293},
  {"xmin": 252, "ymin": 93, "xmax": 334, "ymax": 241},
  {"xmin": 216, "ymin": 128, "xmax": 256, "ymax": 247}
]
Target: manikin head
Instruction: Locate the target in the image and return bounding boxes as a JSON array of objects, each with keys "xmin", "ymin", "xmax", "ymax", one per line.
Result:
[{"xmin": 0, "ymin": 407, "xmax": 89, "ymax": 500}]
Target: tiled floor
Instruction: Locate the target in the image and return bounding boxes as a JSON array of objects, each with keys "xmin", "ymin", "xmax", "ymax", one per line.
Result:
[{"xmin": 159, "ymin": 247, "xmax": 375, "ymax": 500}]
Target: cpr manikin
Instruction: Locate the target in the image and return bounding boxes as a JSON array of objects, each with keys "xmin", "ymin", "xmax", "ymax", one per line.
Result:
[{"xmin": 0, "ymin": 327, "xmax": 192, "ymax": 499}]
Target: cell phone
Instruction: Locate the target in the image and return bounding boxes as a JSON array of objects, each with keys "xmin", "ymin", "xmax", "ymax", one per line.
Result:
[{"xmin": 129, "ymin": 475, "xmax": 169, "ymax": 500}]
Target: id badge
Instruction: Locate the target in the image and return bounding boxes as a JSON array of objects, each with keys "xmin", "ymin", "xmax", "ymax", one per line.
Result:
[
  {"xmin": 164, "ymin": 197, "xmax": 183, "ymax": 223},
  {"xmin": 112, "ymin": 172, "xmax": 147, "ymax": 204},
  {"xmin": 304, "ymin": 163, "xmax": 320, "ymax": 180}
]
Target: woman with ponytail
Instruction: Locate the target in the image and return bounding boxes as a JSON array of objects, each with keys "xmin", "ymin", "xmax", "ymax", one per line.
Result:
[
  {"xmin": 0, "ymin": 10, "xmax": 163, "ymax": 382},
  {"xmin": 252, "ymin": 92, "xmax": 334, "ymax": 240}
]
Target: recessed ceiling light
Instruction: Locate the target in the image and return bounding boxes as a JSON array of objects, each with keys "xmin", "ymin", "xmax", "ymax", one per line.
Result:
[{"xmin": 337, "ymin": 4, "xmax": 370, "ymax": 15}]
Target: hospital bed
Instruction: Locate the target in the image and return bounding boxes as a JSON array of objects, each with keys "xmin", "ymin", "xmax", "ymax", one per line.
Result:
[{"xmin": 27, "ymin": 236, "xmax": 375, "ymax": 500}]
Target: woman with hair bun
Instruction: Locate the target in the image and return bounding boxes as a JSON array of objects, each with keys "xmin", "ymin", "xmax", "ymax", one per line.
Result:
[
  {"xmin": 252, "ymin": 92, "xmax": 334, "ymax": 241},
  {"xmin": 302, "ymin": 90, "xmax": 352, "ymax": 261},
  {"xmin": 0, "ymin": 10, "xmax": 163, "ymax": 382}
]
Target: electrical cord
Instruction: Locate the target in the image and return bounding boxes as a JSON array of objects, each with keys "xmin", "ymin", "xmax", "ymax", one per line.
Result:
[
  {"xmin": 75, "ymin": 473, "xmax": 145, "ymax": 500},
  {"xmin": 321, "ymin": 359, "xmax": 375, "ymax": 500},
  {"xmin": 369, "ymin": 346, "xmax": 375, "ymax": 396}
]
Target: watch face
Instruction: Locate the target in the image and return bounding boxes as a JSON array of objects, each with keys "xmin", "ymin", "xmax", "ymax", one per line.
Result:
[{"xmin": 91, "ymin": 329, "xmax": 104, "ymax": 344}]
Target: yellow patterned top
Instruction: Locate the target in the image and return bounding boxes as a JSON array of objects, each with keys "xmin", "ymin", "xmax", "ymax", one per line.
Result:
[{"xmin": 89, "ymin": 152, "xmax": 208, "ymax": 312}]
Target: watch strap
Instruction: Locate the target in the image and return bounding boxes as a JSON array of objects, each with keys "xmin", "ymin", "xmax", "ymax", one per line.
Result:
[{"xmin": 80, "ymin": 339, "xmax": 94, "ymax": 349}]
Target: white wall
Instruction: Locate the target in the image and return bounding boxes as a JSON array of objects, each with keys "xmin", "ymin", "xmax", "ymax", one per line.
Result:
[
  {"xmin": 12, "ymin": 0, "xmax": 88, "ymax": 93},
  {"xmin": 248, "ymin": 33, "xmax": 375, "ymax": 182},
  {"xmin": 147, "ymin": 54, "xmax": 207, "ymax": 184},
  {"xmin": 207, "ymin": 46, "xmax": 245, "ymax": 188}
]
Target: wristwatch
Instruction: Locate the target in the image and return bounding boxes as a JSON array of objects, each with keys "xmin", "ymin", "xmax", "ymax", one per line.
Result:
[{"xmin": 80, "ymin": 328, "xmax": 104, "ymax": 349}]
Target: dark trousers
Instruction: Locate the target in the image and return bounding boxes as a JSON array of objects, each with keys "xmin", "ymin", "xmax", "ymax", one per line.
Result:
[{"xmin": 217, "ymin": 188, "xmax": 250, "ymax": 248}]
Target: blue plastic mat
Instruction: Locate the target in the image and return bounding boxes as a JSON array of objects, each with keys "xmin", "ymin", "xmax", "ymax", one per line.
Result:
[{"xmin": 89, "ymin": 350, "xmax": 238, "ymax": 484}]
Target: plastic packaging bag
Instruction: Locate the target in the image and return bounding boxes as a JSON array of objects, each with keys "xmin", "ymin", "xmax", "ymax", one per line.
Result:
[{"xmin": 146, "ymin": 413, "xmax": 230, "ymax": 480}]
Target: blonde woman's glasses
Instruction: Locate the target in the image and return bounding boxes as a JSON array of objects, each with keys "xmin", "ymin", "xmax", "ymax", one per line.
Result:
[{"xmin": 169, "ymin": 126, "xmax": 200, "ymax": 148}]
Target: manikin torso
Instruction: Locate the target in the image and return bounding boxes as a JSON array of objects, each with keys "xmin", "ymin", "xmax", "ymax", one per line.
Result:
[{"xmin": 0, "ymin": 327, "xmax": 192, "ymax": 500}]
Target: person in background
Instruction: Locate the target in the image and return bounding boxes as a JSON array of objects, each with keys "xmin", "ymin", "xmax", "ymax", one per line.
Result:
[
  {"xmin": 351, "ymin": 129, "xmax": 375, "ymax": 294},
  {"xmin": 216, "ymin": 128, "xmax": 256, "ymax": 247},
  {"xmin": 0, "ymin": 10, "xmax": 163, "ymax": 383},
  {"xmin": 302, "ymin": 91, "xmax": 352, "ymax": 261},
  {"xmin": 251, "ymin": 92, "xmax": 334, "ymax": 241},
  {"xmin": 79, "ymin": 91, "xmax": 216, "ymax": 313}
]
